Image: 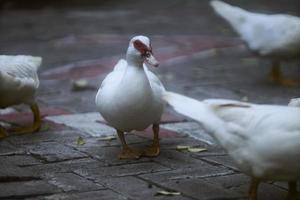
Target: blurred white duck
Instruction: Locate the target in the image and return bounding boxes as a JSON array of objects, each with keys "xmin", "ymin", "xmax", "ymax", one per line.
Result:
[
  {"xmin": 0, "ymin": 55, "xmax": 42, "ymax": 138},
  {"xmin": 96, "ymin": 36, "xmax": 165, "ymax": 159},
  {"xmin": 210, "ymin": 0, "xmax": 300, "ymax": 85},
  {"xmin": 164, "ymin": 91, "xmax": 300, "ymax": 200}
]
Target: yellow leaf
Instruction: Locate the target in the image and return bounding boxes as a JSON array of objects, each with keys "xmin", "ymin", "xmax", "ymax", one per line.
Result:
[
  {"xmin": 99, "ymin": 136, "xmax": 116, "ymax": 141},
  {"xmin": 187, "ymin": 147, "xmax": 207, "ymax": 153},
  {"xmin": 156, "ymin": 190, "xmax": 181, "ymax": 196},
  {"xmin": 176, "ymin": 145, "xmax": 191, "ymax": 150},
  {"xmin": 40, "ymin": 123, "xmax": 50, "ymax": 132},
  {"xmin": 77, "ymin": 136, "xmax": 86, "ymax": 145}
]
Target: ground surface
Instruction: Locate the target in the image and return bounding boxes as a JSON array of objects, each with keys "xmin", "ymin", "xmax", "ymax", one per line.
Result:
[{"xmin": 0, "ymin": 0, "xmax": 300, "ymax": 199}]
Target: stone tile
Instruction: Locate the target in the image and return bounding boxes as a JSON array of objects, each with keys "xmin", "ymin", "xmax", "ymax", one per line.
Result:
[
  {"xmin": 46, "ymin": 172, "xmax": 104, "ymax": 192},
  {"xmin": 203, "ymin": 174, "xmax": 287, "ymax": 200},
  {"xmin": 1, "ymin": 155, "xmax": 42, "ymax": 167},
  {"xmin": 103, "ymin": 176, "xmax": 191, "ymax": 200},
  {"xmin": 69, "ymin": 141, "xmax": 152, "ymax": 166},
  {"xmin": 141, "ymin": 173, "xmax": 239, "ymax": 200},
  {"xmin": 73, "ymin": 162, "xmax": 170, "ymax": 182},
  {"xmin": 140, "ymin": 160, "xmax": 233, "ymax": 182},
  {"xmin": 150, "ymin": 149, "xmax": 219, "ymax": 170},
  {"xmin": 161, "ymin": 122, "xmax": 217, "ymax": 145},
  {"xmin": 28, "ymin": 190, "xmax": 127, "ymax": 200},
  {"xmin": 24, "ymin": 158, "xmax": 103, "ymax": 177},
  {"xmin": 0, "ymin": 159, "xmax": 40, "ymax": 181},
  {"xmin": 200, "ymin": 155, "xmax": 239, "ymax": 171},
  {"xmin": 26, "ymin": 141, "xmax": 87, "ymax": 162},
  {"xmin": 0, "ymin": 180, "xmax": 60, "ymax": 199},
  {"xmin": 0, "ymin": 140, "xmax": 24, "ymax": 155},
  {"xmin": 46, "ymin": 113, "xmax": 115, "ymax": 137},
  {"xmin": 7, "ymin": 129, "xmax": 84, "ymax": 146}
]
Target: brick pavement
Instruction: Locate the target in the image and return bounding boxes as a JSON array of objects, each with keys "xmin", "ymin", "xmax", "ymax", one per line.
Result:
[{"xmin": 1, "ymin": 0, "xmax": 300, "ymax": 199}]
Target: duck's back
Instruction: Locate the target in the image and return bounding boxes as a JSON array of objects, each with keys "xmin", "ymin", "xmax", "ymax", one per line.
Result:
[{"xmin": 0, "ymin": 55, "xmax": 42, "ymax": 107}]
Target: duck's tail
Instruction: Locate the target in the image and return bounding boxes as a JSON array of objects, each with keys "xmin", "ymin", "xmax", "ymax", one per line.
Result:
[
  {"xmin": 210, "ymin": 0, "xmax": 250, "ymax": 34},
  {"xmin": 163, "ymin": 91, "xmax": 225, "ymax": 135}
]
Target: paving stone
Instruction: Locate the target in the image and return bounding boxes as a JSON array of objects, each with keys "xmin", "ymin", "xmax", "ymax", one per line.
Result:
[
  {"xmin": 0, "ymin": 159, "xmax": 40, "ymax": 181},
  {"xmin": 0, "ymin": 140, "xmax": 24, "ymax": 155},
  {"xmin": 103, "ymin": 176, "xmax": 192, "ymax": 200},
  {"xmin": 7, "ymin": 129, "xmax": 85, "ymax": 146},
  {"xmin": 46, "ymin": 113, "xmax": 115, "ymax": 137},
  {"xmin": 203, "ymin": 173, "xmax": 287, "ymax": 200},
  {"xmin": 26, "ymin": 142, "xmax": 87, "ymax": 162},
  {"xmin": 141, "ymin": 173, "xmax": 239, "ymax": 200},
  {"xmin": 46, "ymin": 172, "xmax": 104, "ymax": 192},
  {"xmin": 24, "ymin": 158, "xmax": 103, "ymax": 177},
  {"xmin": 161, "ymin": 122, "xmax": 217, "ymax": 145},
  {"xmin": 1, "ymin": 155, "xmax": 42, "ymax": 167},
  {"xmin": 151, "ymin": 149, "xmax": 219, "ymax": 170},
  {"xmin": 28, "ymin": 190, "xmax": 127, "ymax": 200},
  {"xmin": 0, "ymin": 180, "xmax": 60, "ymax": 199},
  {"xmin": 140, "ymin": 160, "xmax": 233, "ymax": 182},
  {"xmin": 200, "ymin": 155, "xmax": 239, "ymax": 171},
  {"xmin": 67, "ymin": 140, "xmax": 152, "ymax": 165},
  {"xmin": 73, "ymin": 162, "xmax": 170, "ymax": 182}
]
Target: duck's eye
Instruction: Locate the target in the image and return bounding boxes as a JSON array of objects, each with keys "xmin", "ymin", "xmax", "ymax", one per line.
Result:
[{"xmin": 144, "ymin": 52, "xmax": 151, "ymax": 58}]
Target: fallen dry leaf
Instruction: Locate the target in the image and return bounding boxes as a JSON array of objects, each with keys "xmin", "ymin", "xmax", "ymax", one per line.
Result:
[
  {"xmin": 187, "ymin": 147, "xmax": 207, "ymax": 153},
  {"xmin": 40, "ymin": 123, "xmax": 50, "ymax": 132},
  {"xmin": 156, "ymin": 190, "xmax": 181, "ymax": 196},
  {"xmin": 176, "ymin": 145, "xmax": 191, "ymax": 150},
  {"xmin": 99, "ymin": 136, "xmax": 116, "ymax": 141},
  {"xmin": 77, "ymin": 136, "xmax": 86, "ymax": 145}
]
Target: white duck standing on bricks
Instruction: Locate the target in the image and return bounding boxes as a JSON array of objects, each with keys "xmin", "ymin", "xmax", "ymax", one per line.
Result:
[
  {"xmin": 210, "ymin": 0, "xmax": 300, "ymax": 86},
  {"xmin": 96, "ymin": 35, "xmax": 165, "ymax": 159},
  {"xmin": 0, "ymin": 55, "xmax": 42, "ymax": 138}
]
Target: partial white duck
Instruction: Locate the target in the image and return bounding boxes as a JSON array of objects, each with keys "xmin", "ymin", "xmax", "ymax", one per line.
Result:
[
  {"xmin": 96, "ymin": 36, "xmax": 165, "ymax": 159},
  {"xmin": 210, "ymin": 0, "xmax": 300, "ymax": 85},
  {"xmin": 164, "ymin": 91, "xmax": 300, "ymax": 200},
  {"xmin": 289, "ymin": 98, "xmax": 300, "ymax": 107},
  {"xmin": 0, "ymin": 55, "xmax": 42, "ymax": 138}
]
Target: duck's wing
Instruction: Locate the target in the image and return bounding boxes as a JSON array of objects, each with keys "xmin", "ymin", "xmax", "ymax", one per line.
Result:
[
  {"xmin": 0, "ymin": 55, "xmax": 42, "ymax": 89},
  {"xmin": 143, "ymin": 64, "xmax": 165, "ymax": 92},
  {"xmin": 97, "ymin": 59, "xmax": 127, "ymax": 92}
]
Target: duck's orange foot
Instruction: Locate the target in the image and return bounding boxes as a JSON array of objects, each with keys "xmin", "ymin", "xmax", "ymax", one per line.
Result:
[
  {"xmin": 142, "ymin": 145, "xmax": 160, "ymax": 157},
  {"xmin": 118, "ymin": 147, "xmax": 142, "ymax": 160},
  {"xmin": 0, "ymin": 127, "xmax": 7, "ymax": 139}
]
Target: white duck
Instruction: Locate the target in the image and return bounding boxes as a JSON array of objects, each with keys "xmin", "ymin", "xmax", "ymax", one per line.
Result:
[
  {"xmin": 96, "ymin": 36, "xmax": 165, "ymax": 159},
  {"xmin": 210, "ymin": 0, "xmax": 300, "ymax": 85},
  {"xmin": 0, "ymin": 55, "xmax": 42, "ymax": 138},
  {"xmin": 164, "ymin": 91, "xmax": 300, "ymax": 200}
]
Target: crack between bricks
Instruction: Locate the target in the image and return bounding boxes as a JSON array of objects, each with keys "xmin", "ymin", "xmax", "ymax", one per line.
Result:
[{"xmin": 169, "ymin": 171, "xmax": 237, "ymax": 181}]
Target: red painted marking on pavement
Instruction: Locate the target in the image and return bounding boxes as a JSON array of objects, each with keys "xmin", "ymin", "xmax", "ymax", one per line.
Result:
[
  {"xmin": 0, "ymin": 107, "xmax": 70, "ymax": 126},
  {"xmin": 41, "ymin": 36, "xmax": 242, "ymax": 80}
]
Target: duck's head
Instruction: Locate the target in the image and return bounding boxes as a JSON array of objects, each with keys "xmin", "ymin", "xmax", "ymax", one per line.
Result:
[{"xmin": 126, "ymin": 35, "xmax": 159, "ymax": 67}]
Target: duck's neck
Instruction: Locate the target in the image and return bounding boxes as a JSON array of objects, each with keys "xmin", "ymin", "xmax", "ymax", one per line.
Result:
[{"xmin": 126, "ymin": 53, "xmax": 144, "ymax": 69}]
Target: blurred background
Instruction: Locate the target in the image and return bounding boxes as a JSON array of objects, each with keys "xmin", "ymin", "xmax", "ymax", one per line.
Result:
[{"xmin": 1, "ymin": 0, "xmax": 300, "ymax": 109}]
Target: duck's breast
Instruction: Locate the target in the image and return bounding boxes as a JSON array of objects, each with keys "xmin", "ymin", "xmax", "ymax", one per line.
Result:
[{"xmin": 96, "ymin": 67, "xmax": 164, "ymax": 132}]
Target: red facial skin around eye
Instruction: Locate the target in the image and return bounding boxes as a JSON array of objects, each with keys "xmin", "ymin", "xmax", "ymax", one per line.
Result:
[{"xmin": 133, "ymin": 40, "xmax": 152, "ymax": 56}]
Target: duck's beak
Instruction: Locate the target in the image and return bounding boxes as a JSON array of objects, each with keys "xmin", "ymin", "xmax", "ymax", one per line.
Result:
[{"xmin": 145, "ymin": 53, "xmax": 159, "ymax": 67}]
